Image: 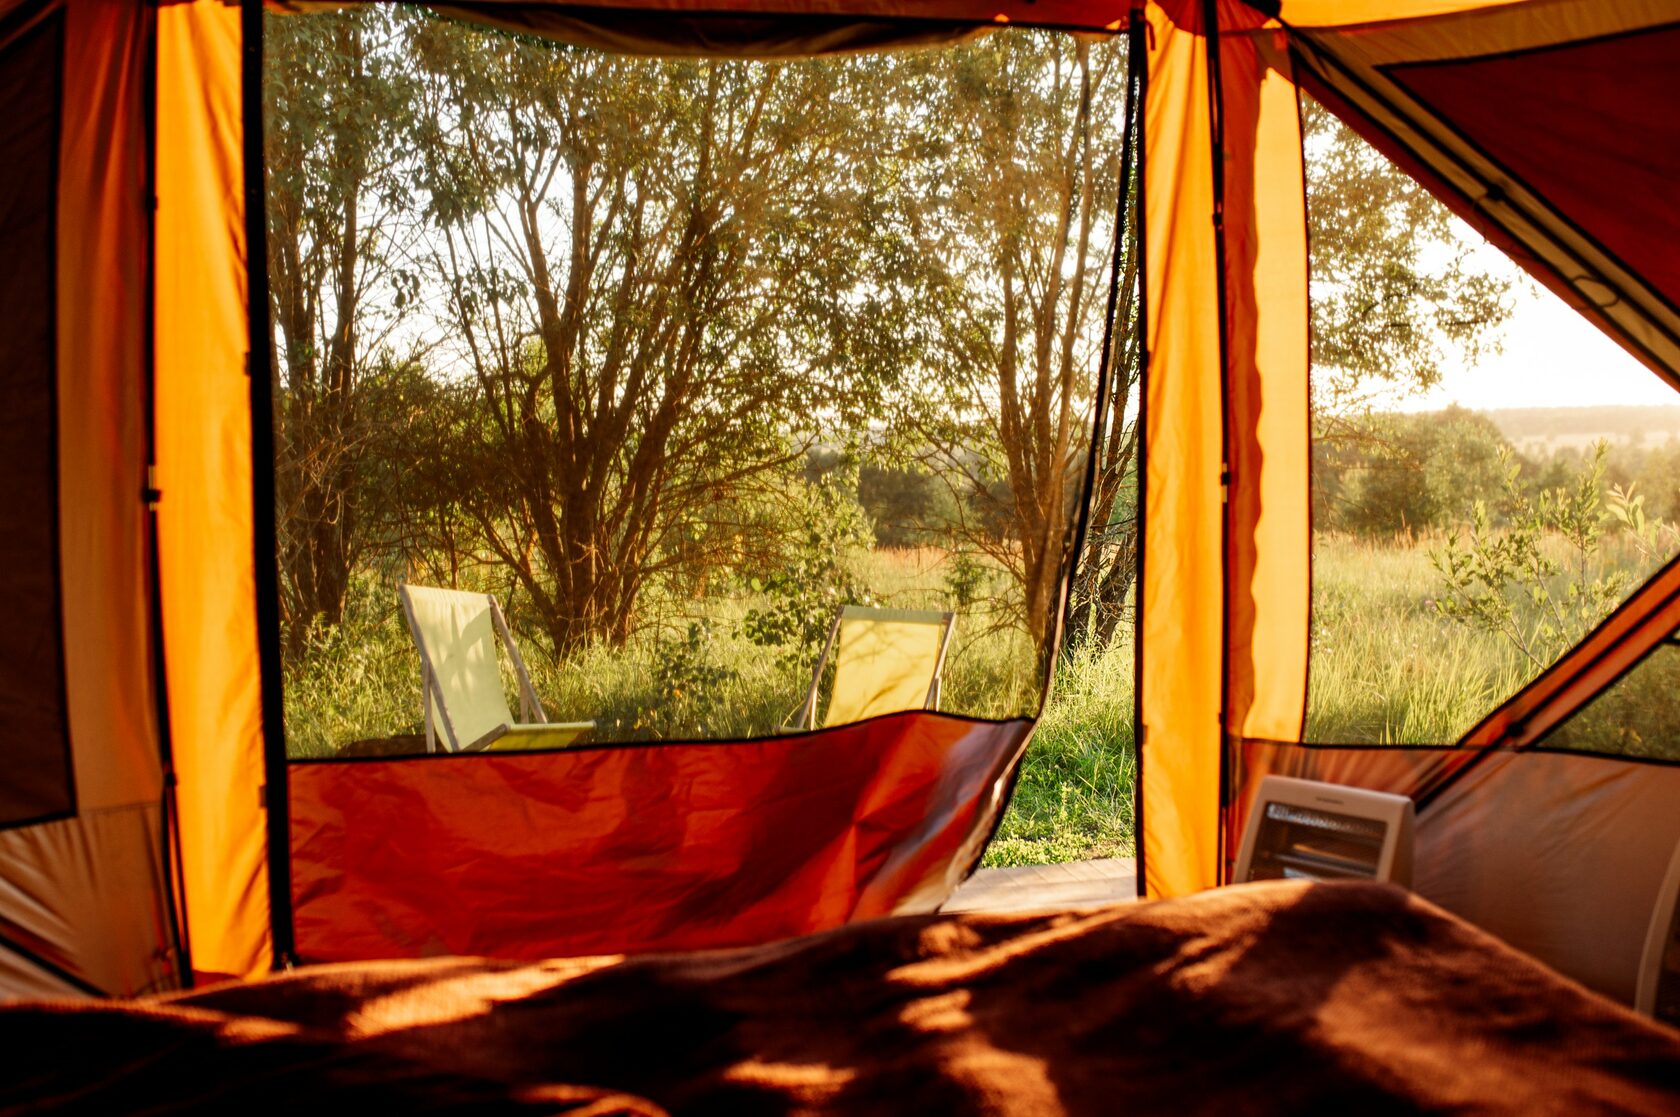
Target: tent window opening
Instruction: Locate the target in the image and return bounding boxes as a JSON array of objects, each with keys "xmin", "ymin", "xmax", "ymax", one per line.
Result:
[
  {"xmin": 0, "ymin": 11, "xmax": 73, "ymax": 827},
  {"xmin": 1537, "ymin": 628, "xmax": 1680, "ymax": 761},
  {"xmin": 264, "ymin": 6, "xmax": 1132, "ymax": 756},
  {"xmin": 1301, "ymin": 92, "xmax": 1680, "ymax": 752}
]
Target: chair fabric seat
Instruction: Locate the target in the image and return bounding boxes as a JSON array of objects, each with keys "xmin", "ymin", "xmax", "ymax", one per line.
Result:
[{"xmin": 480, "ymin": 722, "xmax": 595, "ymax": 752}]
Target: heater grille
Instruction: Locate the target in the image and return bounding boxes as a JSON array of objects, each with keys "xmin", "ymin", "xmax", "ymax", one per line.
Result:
[
  {"xmin": 1234, "ymin": 777, "xmax": 1414, "ymax": 888},
  {"xmin": 1247, "ymin": 803, "xmax": 1390, "ymax": 883}
]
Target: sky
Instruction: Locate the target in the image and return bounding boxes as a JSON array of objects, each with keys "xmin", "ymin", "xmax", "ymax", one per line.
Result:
[{"xmin": 1389, "ymin": 251, "xmax": 1680, "ymax": 414}]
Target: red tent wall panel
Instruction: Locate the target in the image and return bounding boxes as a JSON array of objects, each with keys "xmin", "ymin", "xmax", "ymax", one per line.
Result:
[
  {"xmin": 1387, "ymin": 23, "xmax": 1680, "ymax": 315},
  {"xmin": 288, "ymin": 712, "xmax": 1029, "ymax": 962}
]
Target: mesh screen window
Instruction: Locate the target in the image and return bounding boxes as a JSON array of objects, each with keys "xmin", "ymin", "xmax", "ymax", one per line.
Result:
[{"xmin": 263, "ymin": 6, "xmax": 1130, "ymax": 757}]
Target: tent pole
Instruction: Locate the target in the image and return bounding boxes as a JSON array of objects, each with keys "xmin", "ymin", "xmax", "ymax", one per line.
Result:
[
  {"xmin": 242, "ymin": 0, "xmax": 294, "ymax": 969},
  {"xmin": 1201, "ymin": 0, "xmax": 1234, "ymax": 888},
  {"xmin": 1126, "ymin": 3, "xmax": 1149, "ymax": 900}
]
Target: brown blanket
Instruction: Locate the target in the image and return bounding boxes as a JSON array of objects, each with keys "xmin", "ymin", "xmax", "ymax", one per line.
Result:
[{"xmin": 3, "ymin": 881, "xmax": 1677, "ymax": 1115}]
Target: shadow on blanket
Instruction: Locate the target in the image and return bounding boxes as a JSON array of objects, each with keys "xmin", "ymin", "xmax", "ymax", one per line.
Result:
[{"xmin": 3, "ymin": 881, "xmax": 1678, "ymax": 1115}]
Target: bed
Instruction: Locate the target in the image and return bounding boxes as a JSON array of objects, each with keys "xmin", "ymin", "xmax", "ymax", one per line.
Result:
[{"xmin": 3, "ymin": 880, "xmax": 1677, "ymax": 1114}]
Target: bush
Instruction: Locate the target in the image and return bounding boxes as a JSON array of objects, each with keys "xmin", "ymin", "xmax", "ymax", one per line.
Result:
[
  {"xmin": 1430, "ymin": 442, "xmax": 1630, "ymax": 669},
  {"xmin": 740, "ymin": 471, "xmax": 876, "ymax": 669},
  {"xmin": 1317, "ymin": 406, "xmax": 1511, "ymax": 536}
]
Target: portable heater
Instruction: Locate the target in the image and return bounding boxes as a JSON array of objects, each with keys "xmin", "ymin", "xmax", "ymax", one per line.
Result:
[{"xmin": 1234, "ymin": 777, "xmax": 1415, "ymax": 888}]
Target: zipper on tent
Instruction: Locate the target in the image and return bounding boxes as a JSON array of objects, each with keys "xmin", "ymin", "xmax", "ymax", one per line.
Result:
[
  {"xmin": 1129, "ymin": 2, "xmax": 1149, "ymax": 900},
  {"xmin": 141, "ymin": 0, "xmax": 194, "ymax": 992},
  {"xmin": 241, "ymin": 0, "xmax": 296, "ymax": 969},
  {"xmin": 1201, "ymin": 0, "xmax": 1235, "ymax": 887}
]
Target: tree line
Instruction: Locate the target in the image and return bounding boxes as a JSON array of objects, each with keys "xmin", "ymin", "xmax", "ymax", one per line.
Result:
[
  {"xmin": 266, "ymin": 5, "xmax": 1518, "ymax": 679},
  {"xmin": 267, "ymin": 5, "xmax": 1136, "ymax": 671}
]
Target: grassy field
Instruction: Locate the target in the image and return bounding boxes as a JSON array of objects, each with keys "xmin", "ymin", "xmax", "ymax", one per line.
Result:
[
  {"xmin": 283, "ymin": 531, "xmax": 1676, "ymax": 870},
  {"xmin": 285, "ymin": 547, "xmax": 1043, "ymax": 753},
  {"xmin": 1306, "ymin": 532, "xmax": 1672, "ymax": 744},
  {"xmin": 1306, "ymin": 535, "xmax": 1524, "ymax": 744}
]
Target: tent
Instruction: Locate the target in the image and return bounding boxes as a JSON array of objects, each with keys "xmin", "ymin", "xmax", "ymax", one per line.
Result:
[{"xmin": 0, "ymin": 0, "xmax": 1675, "ymax": 1009}]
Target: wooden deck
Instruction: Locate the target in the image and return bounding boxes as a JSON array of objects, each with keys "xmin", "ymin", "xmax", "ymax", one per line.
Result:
[{"xmin": 941, "ymin": 857, "xmax": 1138, "ymax": 915}]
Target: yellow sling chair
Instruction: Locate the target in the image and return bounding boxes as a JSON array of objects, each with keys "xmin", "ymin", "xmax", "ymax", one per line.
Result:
[
  {"xmin": 398, "ymin": 584, "xmax": 593, "ymax": 752},
  {"xmin": 783, "ymin": 606, "xmax": 957, "ymax": 731}
]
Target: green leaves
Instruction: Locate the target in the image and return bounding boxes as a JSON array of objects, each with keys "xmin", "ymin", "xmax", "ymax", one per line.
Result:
[
  {"xmin": 740, "ymin": 471, "xmax": 876, "ymax": 670},
  {"xmin": 1606, "ymin": 480, "xmax": 1680, "ymax": 563},
  {"xmin": 1429, "ymin": 442, "xmax": 1635, "ymax": 669},
  {"xmin": 1315, "ymin": 406, "xmax": 1511, "ymax": 536},
  {"xmin": 1304, "ymin": 98, "xmax": 1514, "ymax": 409}
]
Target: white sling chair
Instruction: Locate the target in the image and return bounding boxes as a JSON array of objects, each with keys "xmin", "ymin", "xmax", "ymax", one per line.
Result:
[
  {"xmin": 782, "ymin": 605, "xmax": 956, "ymax": 731},
  {"xmin": 398, "ymin": 584, "xmax": 593, "ymax": 752}
]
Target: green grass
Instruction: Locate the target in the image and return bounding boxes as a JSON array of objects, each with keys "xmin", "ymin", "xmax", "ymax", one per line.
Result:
[
  {"xmin": 981, "ymin": 640, "xmax": 1135, "ymax": 867},
  {"xmin": 1306, "ymin": 536, "xmax": 1524, "ymax": 744},
  {"xmin": 282, "ymin": 546, "xmax": 1043, "ymax": 757},
  {"xmin": 1305, "ymin": 533, "xmax": 1674, "ymax": 746}
]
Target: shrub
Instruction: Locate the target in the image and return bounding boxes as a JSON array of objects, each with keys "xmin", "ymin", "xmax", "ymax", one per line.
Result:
[{"xmin": 1430, "ymin": 442, "xmax": 1630, "ymax": 668}]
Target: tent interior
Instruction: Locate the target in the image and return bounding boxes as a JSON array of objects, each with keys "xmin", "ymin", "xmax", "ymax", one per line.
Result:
[{"xmin": 0, "ymin": 0, "xmax": 1678, "ymax": 1104}]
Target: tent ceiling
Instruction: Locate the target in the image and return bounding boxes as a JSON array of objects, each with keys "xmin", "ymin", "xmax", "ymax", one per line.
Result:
[
  {"xmin": 1387, "ymin": 23, "xmax": 1680, "ymax": 319},
  {"xmin": 1286, "ymin": 3, "xmax": 1680, "ymax": 388},
  {"xmin": 276, "ymin": 0, "xmax": 1133, "ymax": 57},
  {"xmin": 435, "ymin": 0, "xmax": 1133, "ymax": 27}
]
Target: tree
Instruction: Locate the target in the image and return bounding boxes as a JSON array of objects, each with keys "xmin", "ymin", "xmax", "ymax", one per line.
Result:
[
  {"xmin": 857, "ymin": 463, "xmax": 957, "ymax": 548},
  {"xmin": 1304, "ymin": 100, "xmax": 1513, "ymax": 412},
  {"xmin": 409, "ymin": 27, "xmax": 913, "ymax": 654},
  {"xmin": 1430, "ymin": 443, "xmax": 1630, "ymax": 668},
  {"xmin": 265, "ymin": 6, "xmax": 422, "ymax": 655},
  {"xmin": 1318, "ymin": 406, "xmax": 1511, "ymax": 536},
  {"xmin": 902, "ymin": 34, "xmax": 1131, "ymax": 666},
  {"xmin": 1302, "ymin": 97, "xmax": 1517, "ymax": 548}
]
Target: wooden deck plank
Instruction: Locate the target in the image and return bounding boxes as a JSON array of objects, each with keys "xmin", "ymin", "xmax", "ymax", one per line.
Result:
[{"xmin": 941, "ymin": 857, "xmax": 1137, "ymax": 915}]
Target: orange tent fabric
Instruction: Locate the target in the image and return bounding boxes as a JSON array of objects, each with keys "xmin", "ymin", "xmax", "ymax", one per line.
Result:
[
  {"xmin": 4, "ymin": 0, "xmax": 1680, "ymax": 1003},
  {"xmin": 155, "ymin": 0, "xmax": 274, "ymax": 985},
  {"xmin": 1138, "ymin": 0, "xmax": 1310, "ymax": 896},
  {"xmin": 0, "ymin": 0, "xmax": 174, "ymax": 999}
]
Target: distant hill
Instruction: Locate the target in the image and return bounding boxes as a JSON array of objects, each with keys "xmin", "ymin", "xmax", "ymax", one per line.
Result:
[{"xmin": 1479, "ymin": 404, "xmax": 1680, "ymax": 453}]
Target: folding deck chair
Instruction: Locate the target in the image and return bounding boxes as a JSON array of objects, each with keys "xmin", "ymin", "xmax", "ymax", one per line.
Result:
[
  {"xmin": 398, "ymin": 584, "xmax": 594, "ymax": 752},
  {"xmin": 782, "ymin": 605, "xmax": 957, "ymax": 731}
]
